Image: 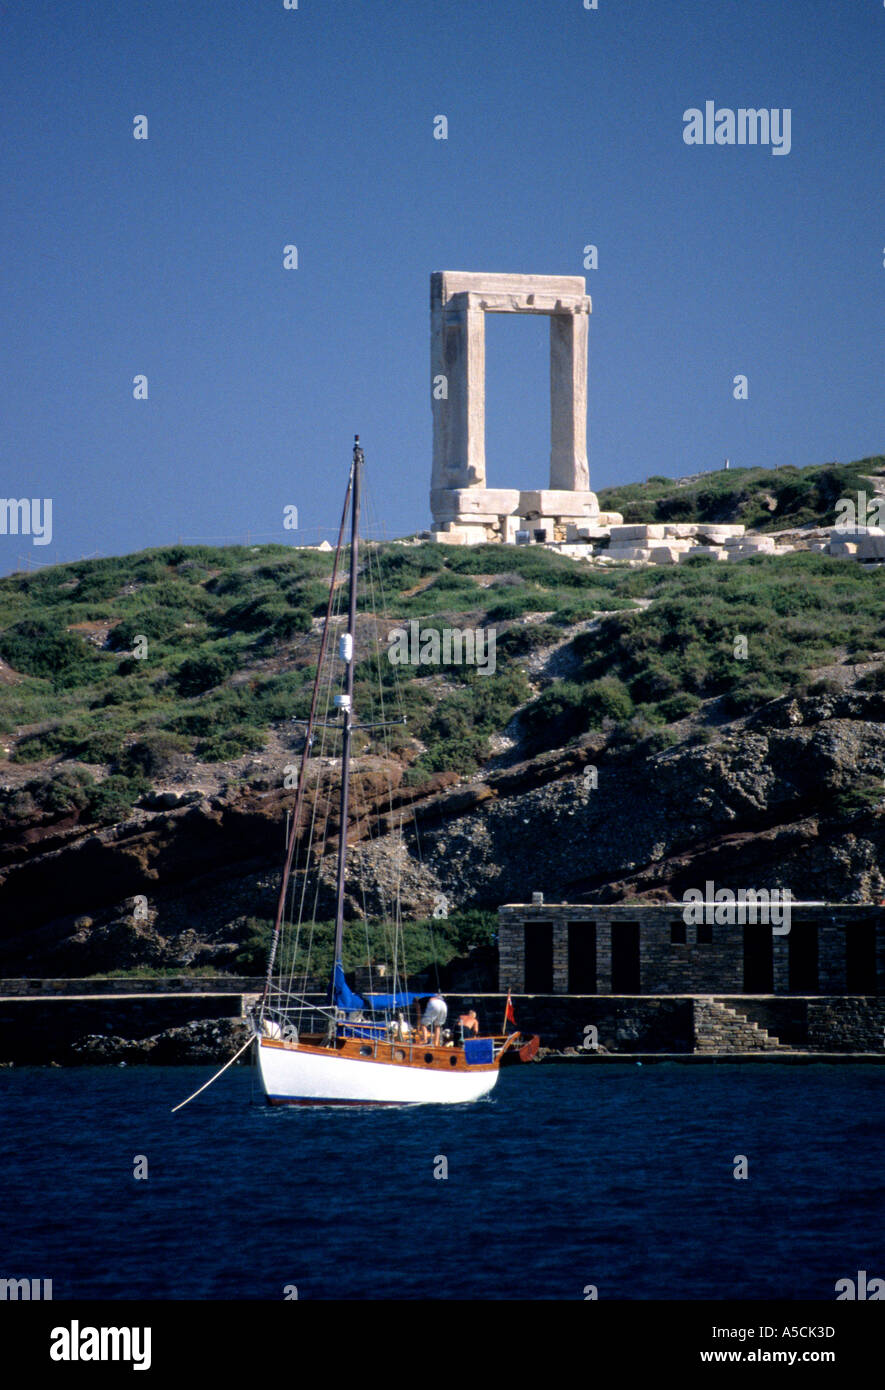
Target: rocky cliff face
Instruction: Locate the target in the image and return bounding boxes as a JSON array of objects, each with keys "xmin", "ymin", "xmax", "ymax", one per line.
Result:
[
  {"xmin": 1, "ymin": 690, "xmax": 884, "ymax": 975},
  {"xmin": 410, "ymin": 694, "xmax": 885, "ymax": 909}
]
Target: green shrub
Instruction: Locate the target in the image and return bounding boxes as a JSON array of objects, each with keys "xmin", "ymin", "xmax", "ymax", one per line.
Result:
[
  {"xmin": 0, "ymin": 767, "xmax": 96, "ymax": 820},
  {"xmin": 0, "ymin": 619, "xmax": 97, "ymax": 688},
  {"xmin": 583, "ymin": 677, "xmax": 634, "ymax": 723},
  {"xmin": 197, "ymin": 725, "xmax": 266, "ymax": 762},
  {"xmin": 107, "ymin": 612, "xmax": 182, "ymax": 651},
  {"xmin": 658, "ymin": 691, "xmax": 702, "ymax": 721},
  {"xmin": 231, "ymin": 917, "xmax": 274, "ymax": 972},
  {"xmin": 77, "ymin": 729, "xmax": 126, "ymax": 764},
  {"xmin": 486, "ymin": 592, "xmax": 551, "ymax": 622},
  {"xmin": 611, "ymin": 715, "xmax": 677, "ymax": 753},
  {"xmin": 215, "ymin": 594, "xmax": 290, "ymax": 633},
  {"xmin": 827, "ymin": 780, "xmax": 884, "ymax": 818},
  {"xmin": 3, "ymin": 527, "xmax": 884, "ymax": 808},
  {"xmin": 92, "ymin": 685, "xmax": 133, "ymax": 708},
  {"xmin": 85, "ymin": 774, "xmax": 149, "ymax": 825},
  {"xmin": 628, "ymin": 662, "xmax": 682, "ymax": 702},
  {"xmin": 255, "ymin": 608, "xmax": 312, "ymax": 644},
  {"xmin": 721, "ymin": 682, "xmax": 788, "ymax": 714},
  {"xmin": 856, "ymin": 666, "xmax": 885, "ymax": 692},
  {"xmin": 497, "ymin": 623, "xmax": 562, "ymax": 656},
  {"xmin": 427, "ymin": 570, "xmax": 477, "ymax": 592},
  {"xmin": 40, "ymin": 767, "xmax": 95, "ymax": 813},
  {"xmin": 519, "ymin": 678, "xmax": 632, "ymax": 748},
  {"xmin": 641, "ymin": 727, "xmax": 679, "ymax": 754},
  {"xmin": 685, "ymin": 726, "xmax": 715, "ymax": 746},
  {"xmin": 251, "ymin": 670, "xmax": 313, "ymax": 722},
  {"xmin": 12, "ymin": 722, "xmax": 87, "ymax": 763},
  {"xmin": 655, "ymin": 495, "xmax": 695, "ymax": 521},
  {"xmin": 806, "ymin": 677, "xmax": 843, "ymax": 697},
  {"xmin": 123, "ymin": 731, "xmax": 190, "ymax": 776},
  {"xmin": 412, "ymin": 664, "xmax": 530, "ymax": 774},
  {"xmin": 416, "ymin": 733, "xmax": 489, "ymax": 775},
  {"xmin": 173, "ymin": 652, "xmax": 234, "ymax": 696}
]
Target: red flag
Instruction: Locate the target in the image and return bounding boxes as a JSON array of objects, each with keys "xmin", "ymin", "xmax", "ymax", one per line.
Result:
[{"xmin": 503, "ymin": 990, "xmax": 517, "ymax": 1030}]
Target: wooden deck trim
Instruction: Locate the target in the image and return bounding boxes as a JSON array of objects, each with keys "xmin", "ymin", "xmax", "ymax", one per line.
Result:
[{"xmin": 260, "ymin": 1034, "xmax": 498, "ymax": 1073}]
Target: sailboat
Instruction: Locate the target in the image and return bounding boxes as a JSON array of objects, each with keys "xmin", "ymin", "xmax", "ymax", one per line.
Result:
[{"xmin": 250, "ymin": 437, "xmax": 536, "ymax": 1105}]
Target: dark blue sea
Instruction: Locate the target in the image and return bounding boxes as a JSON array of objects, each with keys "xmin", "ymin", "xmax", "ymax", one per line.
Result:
[{"xmin": 1, "ymin": 1062, "xmax": 882, "ymax": 1301}]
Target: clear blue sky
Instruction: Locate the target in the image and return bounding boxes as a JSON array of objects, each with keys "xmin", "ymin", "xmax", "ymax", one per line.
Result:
[{"xmin": 1, "ymin": 0, "xmax": 882, "ymax": 572}]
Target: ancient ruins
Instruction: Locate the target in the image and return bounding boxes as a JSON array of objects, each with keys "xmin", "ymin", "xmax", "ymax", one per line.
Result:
[
  {"xmin": 430, "ymin": 271, "xmax": 620, "ymax": 545},
  {"xmin": 428, "ymin": 270, "xmax": 879, "ymax": 567}
]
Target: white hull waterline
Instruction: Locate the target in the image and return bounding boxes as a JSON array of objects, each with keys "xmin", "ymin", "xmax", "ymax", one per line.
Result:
[{"xmin": 257, "ymin": 1038, "xmax": 500, "ymax": 1106}]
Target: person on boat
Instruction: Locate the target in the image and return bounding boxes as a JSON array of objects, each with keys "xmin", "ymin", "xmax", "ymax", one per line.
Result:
[
  {"xmin": 458, "ymin": 1009, "xmax": 479, "ymax": 1036},
  {"xmin": 420, "ymin": 992, "xmax": 448, "ymax": 1046}
]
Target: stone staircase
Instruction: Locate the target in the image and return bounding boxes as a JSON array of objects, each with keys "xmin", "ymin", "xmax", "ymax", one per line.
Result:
[{"xmin": 693, "ymin": 998, "xmax": 795, "ymax": 1053}]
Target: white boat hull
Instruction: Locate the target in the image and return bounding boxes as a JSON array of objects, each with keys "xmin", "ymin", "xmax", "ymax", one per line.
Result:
[{"xmin": 257, "ymin": 1038, "xmax": 499, "ymax": 1105}]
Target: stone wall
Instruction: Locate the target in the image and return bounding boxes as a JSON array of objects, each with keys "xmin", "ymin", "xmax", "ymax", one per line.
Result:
[
  {"xmin": 0, "ymin": 976, "xmax": 266, "ymax": 997},
  {"xmin": 0, "ymin": 993, "xmax": 244, "ymax": 1064},
  {"xmin": 462, "ymin": 995, "xmax": 695, "ymax": 1053},
  {"xmin": 1, "ymin": 988, "xmax": 883, "ymax": 1062},
  {"xmin": 807, "ymin": 998, "xmax": 885, "ymax": 1052},
  {"xmin": 499, "ymin": 903, "xmax": 885, "ymax": 996},
  {"xmin": 458, "ymin": 993, "xmax": 885, "ymax": 1053},
  {"xmin": 490, "ymin": 994, "xmax": 885, "ymax": 1054}
]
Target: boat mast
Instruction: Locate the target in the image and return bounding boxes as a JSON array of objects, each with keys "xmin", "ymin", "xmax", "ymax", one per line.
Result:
[
  {"xmin": 332, "ymin": 435, "xmax": 362, "ymax": 971},
  {"xmin": 258, "ymin": 449, "xmax": 354, "ymax": 1022}
]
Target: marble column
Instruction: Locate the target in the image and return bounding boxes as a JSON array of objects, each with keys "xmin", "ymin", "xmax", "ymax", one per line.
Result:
[
  {"xmin": 431, "ymin": 287, "xmax": 486, "ymax": 490},
  {"xmin": 550, "ymin": 311, "xmax": 590, "ymax": 490}
]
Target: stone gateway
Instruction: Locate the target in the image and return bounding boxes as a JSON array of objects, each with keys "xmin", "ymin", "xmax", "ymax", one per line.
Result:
[{"xmin": 430, "ymin": 271, "xmax": 608, "ymax": 545}]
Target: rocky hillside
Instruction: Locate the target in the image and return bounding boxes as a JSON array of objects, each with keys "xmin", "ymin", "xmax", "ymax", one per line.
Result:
[{"xmin": 1, "ymin": 455, "xmax": 884, "ymax": 977}]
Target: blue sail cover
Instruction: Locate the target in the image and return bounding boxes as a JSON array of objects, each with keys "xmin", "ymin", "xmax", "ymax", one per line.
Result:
[
  {"xmin": 331, "ymin": 961, "xmax": 432, "ymax": 1011},
  {"xmin": 364, "ymin": 990, "xmax": 432, "ymax": 1008},
  {"xmin": 331, "ymin": 961, "xmax": 366, "ymax": 1012},
  {"xmin": 332, "ymin": 961, "xmax": 432, "ymax": 1012}
]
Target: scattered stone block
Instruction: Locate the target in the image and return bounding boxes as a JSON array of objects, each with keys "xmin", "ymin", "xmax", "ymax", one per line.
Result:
[
  {"xmin": 609, "ymin": 524, "xmax": 666, "ymax": 542},
  {"xmin": 829, "ymin": 525, "xmax": 885, "ymax": 539},
  {"xmin": 430, "ymin": 529, "xmax": 468, "ymax": 546},
  {"xmin": 566, "ymin": 523, "xmax": 616, "ymax": 542},
  {"xmin": 648, "ymin": 538, "xmax": 693, "ymax": 552},
  {"xmin": 677, "ymin": 546, "xmax": 727, "ymax": 562},
  {"xmin": 607, "ymin": 545, "xmax": 652, "ymax": 561},
  {"xmin": 856, "ymin": 535, "xmax": 885, "ymax": 559},
  {"xmin": 725, "ymin": 535, "xmax": 776, "ymax": 553},
  {"xmin": 698, "ymin": 525, "xmax": 746, "ymax": 542},
  {"xmin": 519, "ymin": 490, "xmax": 599, "ymax": 519},
  {"xmin": 435, "ymin": 523, "xmax": 492, "ymax": 545},
  {"xmin": 555, "ymin": 543, "xmax": 596, "ymax": 558},
  {"xmin": 431, "ymin": 488, "xmax": 521, "ymax": 519},
  {"xmin": 727, "ymin": 542, "xmax": 778, "ymax": 561}
]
